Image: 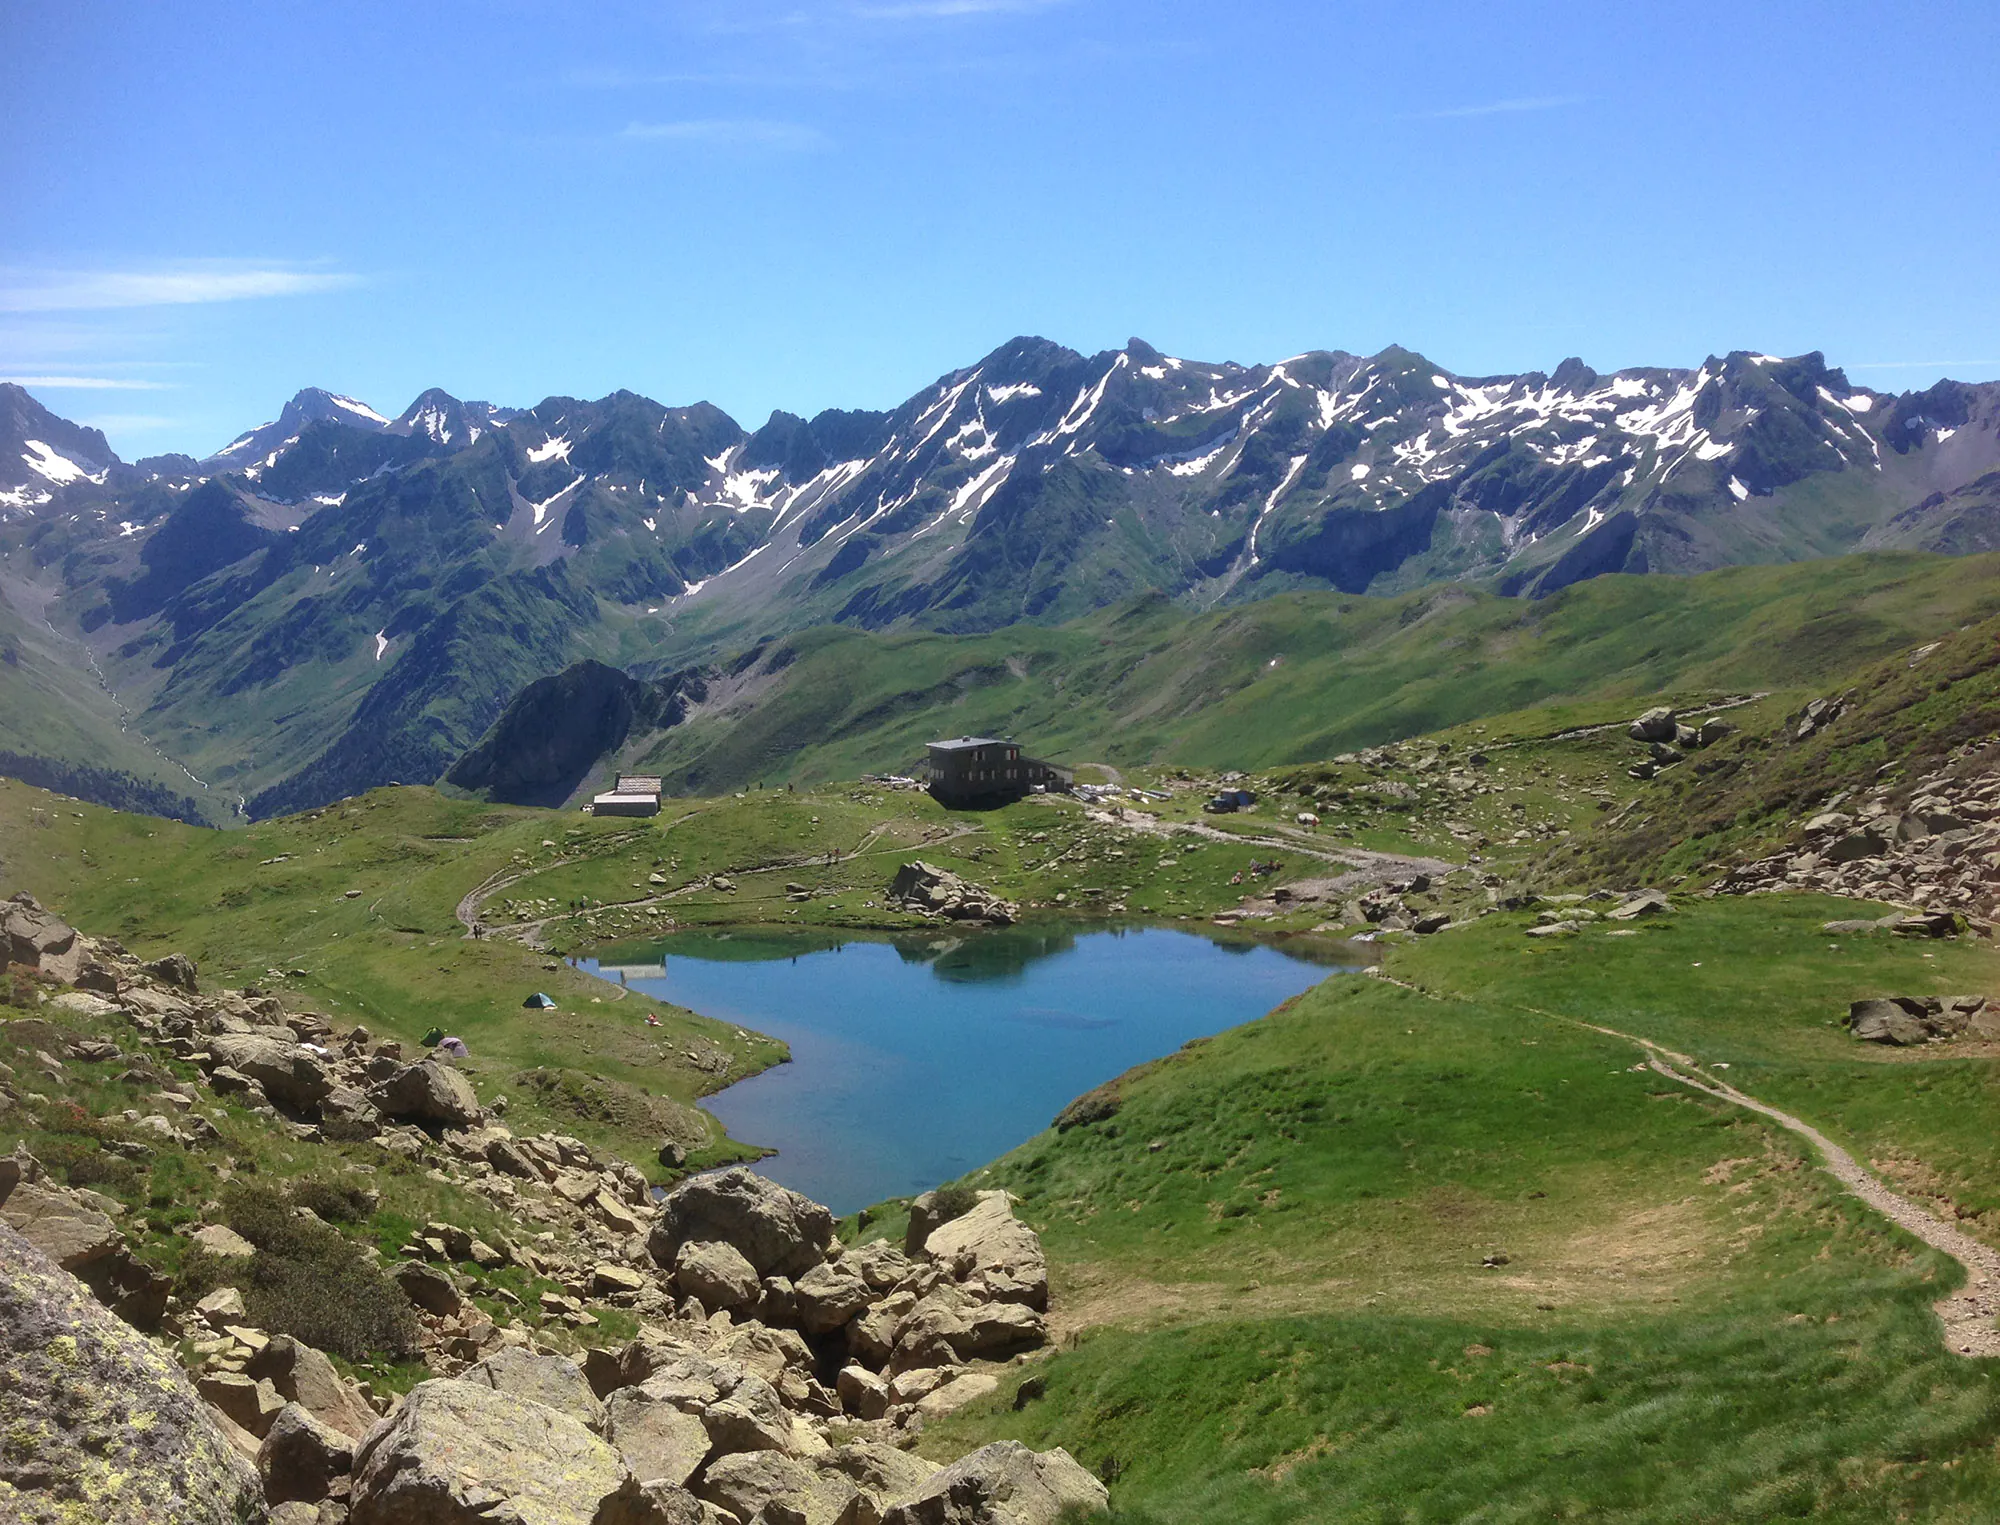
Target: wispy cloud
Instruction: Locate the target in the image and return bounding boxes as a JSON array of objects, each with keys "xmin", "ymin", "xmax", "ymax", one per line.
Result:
[
  {"xmin": 0, "ymin": 263, "xmax": 361, "ymax": 314},
  {"xmin": 78, "ymin": 413, "xmax": 181, "ymax": 434},
  {"xmin": 1403, "ymin": 95, "xmax": 1585, "ymax": 121},
  {"xmin": 0, "ymin": 375, "xmax": 171, "ymax": 390},
  {"xmin": 620, "ymin": 118, "xmax": 829, "ymax": 150}
]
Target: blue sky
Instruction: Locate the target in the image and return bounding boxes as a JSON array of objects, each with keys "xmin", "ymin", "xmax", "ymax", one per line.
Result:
[{"xmin": 4, "ymin": 0, "xmax": 1997, "ymax": 459}]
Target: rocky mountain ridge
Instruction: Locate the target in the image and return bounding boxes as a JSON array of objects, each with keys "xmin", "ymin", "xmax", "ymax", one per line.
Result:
[{"xmin": 6, "ymin": 340, "xmax": 2000, "ymax": 820}]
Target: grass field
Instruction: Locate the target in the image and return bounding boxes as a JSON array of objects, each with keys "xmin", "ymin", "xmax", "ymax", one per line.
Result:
[{"xmin": 914, "ymin": 900, "xmax": 2000, "ymax": 1521}]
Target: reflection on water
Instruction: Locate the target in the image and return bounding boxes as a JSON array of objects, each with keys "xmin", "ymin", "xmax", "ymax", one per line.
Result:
[{"xmin": 580, "ymin": 922, "xmax": 1364, "ymax": 1215}]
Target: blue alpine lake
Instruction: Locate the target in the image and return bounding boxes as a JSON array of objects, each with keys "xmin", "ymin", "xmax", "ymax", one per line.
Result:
[{"xmin": 579, "ymin": 924, "xmax": 1359, "ymax": 1215}]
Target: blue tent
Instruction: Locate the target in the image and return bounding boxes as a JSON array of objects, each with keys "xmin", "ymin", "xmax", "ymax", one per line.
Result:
[{"xmin": 523, "ymin": 992, "xmax": 557, "ymax": 1010}]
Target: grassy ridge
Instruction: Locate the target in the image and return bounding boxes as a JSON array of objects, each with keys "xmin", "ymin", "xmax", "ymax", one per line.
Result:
[{"xmin": 625, "ymin": 552, "xmax": 2000, "ymax": 793}]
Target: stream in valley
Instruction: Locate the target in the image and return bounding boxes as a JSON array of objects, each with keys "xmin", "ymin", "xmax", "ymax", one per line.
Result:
[{"xmin": 578, "ymin": 923, "xmax": 1359, "ymax": 1215}]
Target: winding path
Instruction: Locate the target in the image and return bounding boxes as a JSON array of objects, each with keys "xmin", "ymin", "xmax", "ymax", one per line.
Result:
[{"xmin": 1375, "ymin": 969, "xmax": 2000, "ymax": 1357}]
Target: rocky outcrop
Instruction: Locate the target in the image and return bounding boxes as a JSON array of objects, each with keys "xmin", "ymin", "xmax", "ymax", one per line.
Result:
[
  {"xmin": 886, "ymin": 862, "xmax": 1020, "ymax": 926},
  {"xmin": 919, "ymin": 1192, "xmax": 1050, "ymax": 1311},
  {"xmin": 1716, "ymin": 747, "xmax": 2000, "ymax": 922},
  {"xmin": 369, "ymin": 1058, "xmax": 482, "ymax": 1127},
  {"xmin": 882, "ymin": 1441, "xmax": 1108, "ymax": 1525},
  {"xmin": 648, "ymin": 1167, "xmax": 834, "ymax": 1281},
  {"xmin": 0, "ymin": 1220, "xmax": 264, "ymax": 1524},
  {"xmin": 348, "ymin": 1378, "xmax": 636, "ymax": 1525},
  {"xmin": 206, "ymin": 1032, "xmax": 336, "ymax": 1111},
  {"xmin": 1848, "ymin": 995, "xmax": 1998, "ymax": 1046},
  {"xmin": 3, "ymin": 892, "xmax": 85, "ymax": 983}
]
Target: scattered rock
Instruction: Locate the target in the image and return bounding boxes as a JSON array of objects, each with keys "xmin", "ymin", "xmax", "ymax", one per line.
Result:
[
  {"xmin": 248, "ymin": 1333, "xmax": 381, "ymax": 1441},
  {"xmin": 191, "ymin": 1222, "xmax": 257, "ymax": 1259},
  {"xmin": 258, "ymin": 1400, "xmax": 355, "ymax": 1505},
  {"xmin": 882, "ymin": 1441, "xmax": 1108, "ymax": 1525},
  {"xmin": 348, "ymin": 1378, "xmax": 635, "ymax": 1525},
  {"xmin": 388, "ymin": 1260, "xmax": 462, "ymax": 1316}
]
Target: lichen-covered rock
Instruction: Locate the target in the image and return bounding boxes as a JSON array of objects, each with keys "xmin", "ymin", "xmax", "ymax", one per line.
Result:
[
  {"xmin": 348, "ymin": 1377, "xmax": 634, "ymax": 1524},
  {"xmin": 698, "ymin": 1450, "xmax": 854, "ymax": 1525},
  {"xmin": 648, "ymin": 1168, "xmax": 834, "ymax": 1280},
  {"xmin": 882, "ymin": 1441, "xmax": 1108, "ymax": 1525},
  {"xmin": 602, "ymin": 1386, "xmax": 711, "ymax": 1488},
  {"xmin": 0, "ymin": 1221, "xmax": 264, "ymax": 1524},
  {"xmin": 368, "ymin": 1059, "xmax": 482, "ymax": 1127},
  {"xmin": 464, "ymin": 1348, "xmax": 606, "ymax": 1432}
]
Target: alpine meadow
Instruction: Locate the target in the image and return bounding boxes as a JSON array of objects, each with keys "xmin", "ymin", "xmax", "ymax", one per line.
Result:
[{"xmin": 5, "ymin": 5, "xmax": 2000, "ymax": 1523}]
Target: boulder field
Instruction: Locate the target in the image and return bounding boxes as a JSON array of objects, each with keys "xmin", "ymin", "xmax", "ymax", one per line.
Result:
[{"xmin": 0, "ymin": 896, "xmax": 1105, "ymax": 1524}]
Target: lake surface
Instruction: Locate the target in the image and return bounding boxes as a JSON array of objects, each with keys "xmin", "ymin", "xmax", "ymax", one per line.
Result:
[{"xmin": 579, "ymin": 924, "xmax": 1357, "ymax": 1215}]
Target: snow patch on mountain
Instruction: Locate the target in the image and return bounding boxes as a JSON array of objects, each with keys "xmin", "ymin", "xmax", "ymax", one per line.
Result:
[{"xmin": 22, "ymin": 439, "xmax": 102, "ymax": 485}]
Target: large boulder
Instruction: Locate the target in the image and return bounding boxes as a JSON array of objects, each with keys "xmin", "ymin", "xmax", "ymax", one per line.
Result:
[
  {"xmin": 0, "ymin": 1175, "xmax": 122, "ymax": 1271},
  {"xmin": 206, "ymin": 1031, "xmax": 335, "ymax": 1111},
  {"xmin": 920, "ymin": 1193, "xmax": 1049, "ymax": 1311},
  {"xmin": 369, "ymin": 1059, "xmax": 482, "ymax": 1127},
  {"xmin": 464, "ymin": 1348, "xmax": 606, "ymax": 1432},
  {"xmin": 1626, "ymin": 707, "xmax": 1677, "ymax": 744},
  {"xmin": 648, "ymin": 1168, "xmax": 833, "ymax": 1280},
  {"xmin": 882, "ymin": 1442, "xmax": 1107, "ymax": 1525},
  {"xmin": 248, "ymin": 1333, "xmax": 381, "ymax": 1441},
  {"xmin": 1848, "ymin": 997, "xmax": 1932, "ymax": 1046},
  {"xmin": 792, "ymin": 1258, "xmax": 874, "ymax": 1335},
  {"xmin": 0, "ymin": 1221, "xmax": 264, "ymax": 1524},
  {"xmin": 348, "ymin": 1378, "xmax": 637, "ymax": 1525},
  {"xmin": 3, "ymin": 893, "xmax": 83, "ymax": 982},
  {"xmin": 259, "ymin": 1400, "xmax": 355, "ymax": 1505},
  {"xmin": 602, "ymin": 1386, "xmax": 712, "ymax": 1488},
  {"xmin": 673, "ymin": 1239, "xmax": 762, "ymax": 1312}
]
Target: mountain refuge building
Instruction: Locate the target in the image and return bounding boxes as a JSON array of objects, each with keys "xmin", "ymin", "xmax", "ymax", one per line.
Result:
[
  {"xmin": 925, "ymin": 737, "xmax": 1071, "ymax": 808},
  {"xmin": 591, "ymin": 772, "xmax": 663, "ymax": 817}
]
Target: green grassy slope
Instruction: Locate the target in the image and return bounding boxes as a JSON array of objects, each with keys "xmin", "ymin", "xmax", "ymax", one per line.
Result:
[
  {"xmin": 622, "ymin": 552, "xmax": 2000, "ymax": 794},
  {"xmin": 0, "ymin": 780, "xmax": 784, "ymax": 1169},
  {"xmin": 917, "ymin": 898, "xmax": 2000, "ymax": 1521},
  {"xmin": 0, "ymin": 579, "xmax": 217, "ymax": 822},
  {"xmin": 1549, "ymin": 604, "xmax": 2000, "ymax": 888}
]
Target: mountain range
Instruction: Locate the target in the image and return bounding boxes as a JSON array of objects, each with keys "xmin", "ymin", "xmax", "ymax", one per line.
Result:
[{"xmin": 3, "ymin": 335, "xmax": 1998, "ymax": 822}]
